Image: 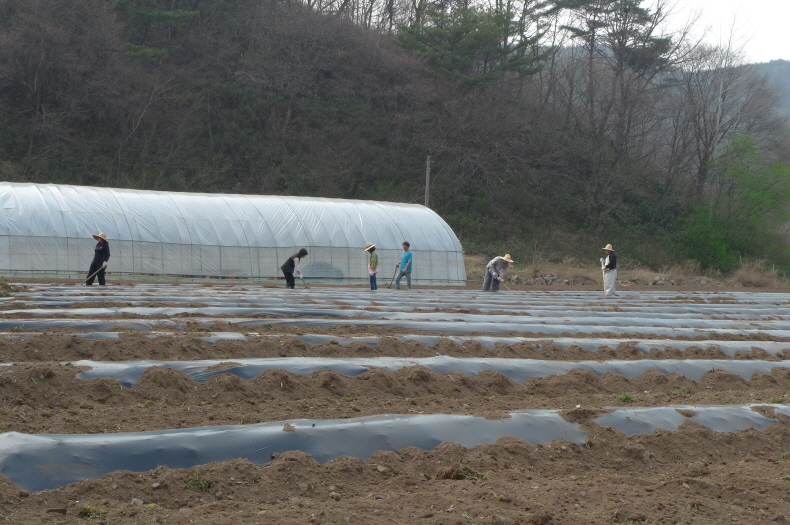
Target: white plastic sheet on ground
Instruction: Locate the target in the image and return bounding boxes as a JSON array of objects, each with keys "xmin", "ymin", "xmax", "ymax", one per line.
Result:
[{"xmin": 0, "ymin": 183, "xmax": 466, "ymax": 284}]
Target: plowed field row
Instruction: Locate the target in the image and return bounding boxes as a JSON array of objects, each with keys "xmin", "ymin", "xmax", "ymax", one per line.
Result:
[{"xmin": 1, "ymin": 284, "xmax": 789, "ymax": 524}]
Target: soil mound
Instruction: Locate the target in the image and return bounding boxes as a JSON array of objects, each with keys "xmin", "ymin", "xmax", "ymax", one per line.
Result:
[{"xmin": 3, "ymin": 283, "xmax": 790, "ymax": 523}]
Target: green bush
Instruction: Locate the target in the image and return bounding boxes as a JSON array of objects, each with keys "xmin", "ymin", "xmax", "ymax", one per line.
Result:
[{"xmin": 675, "ymin": 208, "xmax": 736, "ymax": 271}]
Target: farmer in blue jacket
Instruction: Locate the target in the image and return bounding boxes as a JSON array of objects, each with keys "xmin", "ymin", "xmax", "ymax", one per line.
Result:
[{"xmin": 395, "ymin": 241, "xmax": 413, "ymax": 289}]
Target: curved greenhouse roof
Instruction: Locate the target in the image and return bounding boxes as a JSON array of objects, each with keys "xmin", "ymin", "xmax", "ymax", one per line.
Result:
[{"xmin": 0, "ymin": 183, "xmax": 466, "ymax": 284}]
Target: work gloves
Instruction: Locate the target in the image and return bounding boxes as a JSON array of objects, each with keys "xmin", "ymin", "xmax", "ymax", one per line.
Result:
[{"xmin": 101, "ymin": 261, "xmax": 108, "ymax": 269}]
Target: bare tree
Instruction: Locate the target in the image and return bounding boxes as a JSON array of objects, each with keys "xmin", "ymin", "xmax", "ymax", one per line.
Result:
[
  {"xmin": 671, "ymin": 44, "xmax": 784, "ymax": 196},
  {"xmin": 540, "ymin": 0, "xmax": 699, "ymax": 228},
  {"xmin": 0, "ymin": 0, "xmax": 124, "ymax": 175}
]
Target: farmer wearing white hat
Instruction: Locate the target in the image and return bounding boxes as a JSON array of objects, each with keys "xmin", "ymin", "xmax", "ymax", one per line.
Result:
[
  {"xmin": 601, "ymin": 244, "xmax": 617, "ymax": 297},
  {"xmin": 86, "ymin": 232, "xmax": 111, "ymax": 286},
  {"xmin": 483, "ymin": 254, "xmax": 514, "ymax": 291},
  {"xmin": 364, "ymin": 242, "xmax": 378, "ymax": 290}
]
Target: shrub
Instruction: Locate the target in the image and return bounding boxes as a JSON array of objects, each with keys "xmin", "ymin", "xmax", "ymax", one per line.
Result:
[
  {"xmin": 185, "ymin": 473, "xmax": 213, "ymax": 492},
  {"xmin": 612, "ymin": 393, "xmax": 635, "ymax": 403}
]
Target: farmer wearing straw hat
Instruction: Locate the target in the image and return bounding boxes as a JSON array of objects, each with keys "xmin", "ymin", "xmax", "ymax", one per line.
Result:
[
  {"xmin": 483, "ymin": 254, "xmax": 514, "ymax": 291},
  {"xmin": 86, "ymin": 232, "xmax": 111, "ymax": 286},
  {"xmin": 601, "ymin": 244, "xmax": 617, "ymax": 297},
  {"xmin": 364, "ymin": 242, "xmax": 378, "ymax": 290}
]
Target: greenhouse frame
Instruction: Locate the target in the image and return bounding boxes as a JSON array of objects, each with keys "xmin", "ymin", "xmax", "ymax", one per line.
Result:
[{"xmin": 0, "ymin": 183, "xmax": 467, "ymax": 285}]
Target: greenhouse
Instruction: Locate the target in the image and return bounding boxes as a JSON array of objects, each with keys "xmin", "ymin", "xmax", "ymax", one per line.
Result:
[{"xmin": 0, "ymin": 183, "xmax": 466, "ymax": 285}]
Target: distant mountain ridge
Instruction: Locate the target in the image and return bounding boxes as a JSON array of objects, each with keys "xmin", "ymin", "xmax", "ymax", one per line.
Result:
[{"xmin": 755, "ymin": 59, "xmax": 790, "ymax": 117}]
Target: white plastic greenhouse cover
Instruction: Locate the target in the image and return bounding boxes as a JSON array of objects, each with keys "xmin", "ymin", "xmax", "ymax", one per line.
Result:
[{"xmin": 0, "ymin": 183, "xmax": 467, "ymax": 284}]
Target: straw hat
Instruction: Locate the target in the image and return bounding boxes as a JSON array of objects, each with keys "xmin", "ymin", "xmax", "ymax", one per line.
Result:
[
  {"xmin": 601, "ymin": 244, "xmax": 614, "ymax": 251},
  {"xmin": 92, "ymin": 232, "xmax": 107, "ymax": 241},
  {"xmin": 502, "ymin": 254, "xmax": 514, "ymax": 263},
  {"xmin": 364, "ymin": 242, "xmax": 376, "ymax": 251}
]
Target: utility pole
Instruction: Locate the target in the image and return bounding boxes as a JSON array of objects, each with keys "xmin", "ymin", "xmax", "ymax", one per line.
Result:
[{"xmin": 424, "ymin": 156, "xmax": 431, "ymax": 208}]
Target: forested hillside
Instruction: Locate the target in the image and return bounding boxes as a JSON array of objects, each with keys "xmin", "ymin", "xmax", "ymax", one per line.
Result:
[{"xmin": 1, "ymin": 0, "xmax": 790, "ymax": 271}]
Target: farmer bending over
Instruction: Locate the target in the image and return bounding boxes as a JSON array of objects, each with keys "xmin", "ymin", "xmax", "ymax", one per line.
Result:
[
  {"xmin": 483, "ymin": 254, "xmax": 513, "ymax": 291},
  {"xmin": 281, "ymin": 248, "xmax": 308, "ymax": 289}
]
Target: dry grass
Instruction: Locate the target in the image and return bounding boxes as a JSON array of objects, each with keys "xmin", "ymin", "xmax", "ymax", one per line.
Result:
[
  {"xmin": 731, "ymin": 261, "xmax": 780, "ymax": 288},
  {"xmin": 564, "ymin": 268, "xmax": 603, "ymax": 285},
  {"xmin": 621, "ymin": 267, "xmax": 659, "ymax": 283},
  {"xmin": 620, "ymin": 261, "xmax": 714, "ymax": 284},
  {"xmin": 660, "ymin": 261, "xmax": 705, "ymax": 280},
  {"xmin": 463, "ymin": 254, "xmax": 488, "ymax": 281}
]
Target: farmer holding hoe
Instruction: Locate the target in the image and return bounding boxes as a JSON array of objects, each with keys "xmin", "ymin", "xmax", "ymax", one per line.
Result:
[
  {"xmin": 85, "ymin": 232, "xmax": 111, "ymax": 286},
  {"xmin": 281, "ymin": 248, "xmax": 308, "ymax": 289},
  {"xmin": 394, "ymin": 241, "xmax": 412, "ymax": 289},
  {"xmin": 483, "ymin": 254, "xmax": 514, "ymax": 291}
]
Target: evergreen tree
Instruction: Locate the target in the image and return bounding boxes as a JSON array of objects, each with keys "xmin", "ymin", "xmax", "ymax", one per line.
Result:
[{"xmin": 396, "ymin": 4, "xmax": 548, "ymax": 84}]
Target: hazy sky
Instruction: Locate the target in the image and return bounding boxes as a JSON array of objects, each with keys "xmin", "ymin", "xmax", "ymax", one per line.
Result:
[{"xmin": 670, "ymin": 0, "xmax": 790, "ymax": 63}]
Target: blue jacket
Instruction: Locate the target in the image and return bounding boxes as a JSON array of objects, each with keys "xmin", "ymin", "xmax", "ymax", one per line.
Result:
[{"xmin": 400, "ymin": 250, "xmax": 413, "ymax": 272}]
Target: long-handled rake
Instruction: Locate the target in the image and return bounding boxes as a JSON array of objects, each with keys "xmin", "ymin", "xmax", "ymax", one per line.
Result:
[
  {"xmin": 300, "ymin": 276, "xmax": 311, "ymax": 289},
  {"xmin": 387, "ymin": 265, "xmax": 399, "ymax": 288},
  {"xmin": 81, "ymin": 267, "xmax": 103, "ymax": 285}
]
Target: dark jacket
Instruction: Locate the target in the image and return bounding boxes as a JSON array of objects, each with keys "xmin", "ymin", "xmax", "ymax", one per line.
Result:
[
  {"xmin": 93, "ymin": 241, "xmax": 111, "ymax": 263},
  {"xmin": 281, "ymin": 248, "xmax": 308, "ymax": 273},
  {"xmin": 603, "ymin": 252, "xmax": 617, "ymax": 270}
]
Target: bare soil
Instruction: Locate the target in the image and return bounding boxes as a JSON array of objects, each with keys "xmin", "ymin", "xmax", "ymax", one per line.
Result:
[{"xmin": 1, "ymin": 281, "xmax": 790, "ymax": 524}]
